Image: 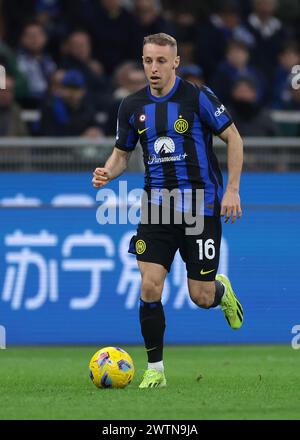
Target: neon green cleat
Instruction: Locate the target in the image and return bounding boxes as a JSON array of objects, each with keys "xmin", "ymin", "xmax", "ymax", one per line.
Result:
[
  {"xmin": 216, "ymin": 274, "xmax": 244, "ymax": 329},
  {"xmin": 139, "ymin": 369, "xmax": 167, "ymax": 389}
]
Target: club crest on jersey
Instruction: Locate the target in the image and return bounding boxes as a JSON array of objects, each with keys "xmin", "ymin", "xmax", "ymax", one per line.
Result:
[
  {"xmin": 174, "ymin": 116, "xmax": 188, "ymax": 134},
  {"xmin": 139, "ymin": 114, "xmax": 146, "ymax": 122},
  {"xmin": 154, "ymin": 136, "xmax": 175, "ymax": 154},
  {"xmin": 136, "ymin": 240, "xmax": 146, "ymax": 254}
]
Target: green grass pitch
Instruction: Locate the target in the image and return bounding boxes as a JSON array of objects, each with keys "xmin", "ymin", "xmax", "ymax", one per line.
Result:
[{"xmin": 0, "ymin": 345, "xmax": 299, "ymax": 420}]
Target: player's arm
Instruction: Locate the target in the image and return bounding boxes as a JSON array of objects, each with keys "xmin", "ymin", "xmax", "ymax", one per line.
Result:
[
  {"xmin": 198, "ymin": 86, "xmax": 243, "ymax": 224},
  {"xmin": 92, "ymin": 97, "xmax": 138, "ymax": 189},
  {"xmin": 92, "ymin": 147, "xmax": 131, "ymax": 188},
  {"xmin": 218, "ymin": 123, "xmax": 243, "ymax": 223}
]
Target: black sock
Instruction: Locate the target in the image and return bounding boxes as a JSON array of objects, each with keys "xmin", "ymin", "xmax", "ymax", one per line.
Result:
[
  {"xmin": 209, "ymin": 280, "xmax": 225, "ymax": 308},
  {"xmin": 139, "ymin": 299, "xmax": 166, "ymax": 363}
]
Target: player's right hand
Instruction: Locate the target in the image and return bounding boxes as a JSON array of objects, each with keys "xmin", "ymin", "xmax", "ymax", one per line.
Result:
[{"xmin": 92, "ymin": 167, "xmax": 111, "ymax": 188}]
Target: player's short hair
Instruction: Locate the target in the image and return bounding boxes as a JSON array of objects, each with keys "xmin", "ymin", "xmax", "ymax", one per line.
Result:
[{"xmin": 143, "ymin": 33, "xmax": 177, "ymax": 50}]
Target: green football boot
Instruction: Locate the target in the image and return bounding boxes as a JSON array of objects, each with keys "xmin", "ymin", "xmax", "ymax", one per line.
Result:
[
  {"xmin": 139, "ymin": 369, "xmax": 167, "ymax": 388},
  {"xmin": 216, "ymin": 274, "xmax": 244, "ymax": 329}
]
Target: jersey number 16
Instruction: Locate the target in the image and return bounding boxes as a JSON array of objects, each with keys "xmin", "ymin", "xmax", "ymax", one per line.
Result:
[{"xmin": 196, "ymin": 239, "xmax": 215, "ymax": 260}]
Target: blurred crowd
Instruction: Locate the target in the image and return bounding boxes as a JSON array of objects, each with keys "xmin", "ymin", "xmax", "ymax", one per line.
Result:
[{"xmin": 0, "ymin": 0, "xmax": 300, "ymax": 139}]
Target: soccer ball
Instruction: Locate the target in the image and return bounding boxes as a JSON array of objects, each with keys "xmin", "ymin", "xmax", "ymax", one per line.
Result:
[{"xmin": 89, "ymin": 347, "xmax": 134, "ymax": 389}]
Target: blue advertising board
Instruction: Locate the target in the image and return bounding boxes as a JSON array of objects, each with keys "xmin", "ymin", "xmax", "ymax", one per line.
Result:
[{"xmin": 0, "ymin": 172, "xmax": 299, "ymax": 344}]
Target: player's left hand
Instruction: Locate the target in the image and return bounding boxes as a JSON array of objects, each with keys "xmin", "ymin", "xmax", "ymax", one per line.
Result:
[{"xmin": 220, "ymin": 189, "xmax": 242, "ymax": 224}]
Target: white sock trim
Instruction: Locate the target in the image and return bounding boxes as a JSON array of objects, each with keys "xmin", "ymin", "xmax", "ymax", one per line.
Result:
[{"xmin": 148, "ymin": 361, "xmax": 164, "ymax": 372}]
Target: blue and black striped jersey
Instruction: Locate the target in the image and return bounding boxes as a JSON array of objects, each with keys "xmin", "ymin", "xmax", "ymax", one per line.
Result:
[{"xmin": 115, "ymin": 77, "xmax": 233, "ymax": 216}]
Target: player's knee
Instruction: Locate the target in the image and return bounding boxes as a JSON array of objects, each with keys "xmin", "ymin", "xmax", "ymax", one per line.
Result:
[
  {"xmin": 189, "ymin": 285, "xmax": 215, "ymax": 309},
  {"xmin": 141, "ymin": 278, "xmax": 163, "ymax": 301}
]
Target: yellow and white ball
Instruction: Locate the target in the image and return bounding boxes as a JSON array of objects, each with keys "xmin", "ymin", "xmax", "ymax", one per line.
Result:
[{"xmin": 89, "ymin": 347, "xmax": 134, "ymax": 389}]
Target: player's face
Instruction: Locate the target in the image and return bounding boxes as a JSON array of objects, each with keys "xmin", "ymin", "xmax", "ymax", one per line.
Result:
[{"xmin": 143, "ymin": 44, "xmax": 180, "ymax": 92}]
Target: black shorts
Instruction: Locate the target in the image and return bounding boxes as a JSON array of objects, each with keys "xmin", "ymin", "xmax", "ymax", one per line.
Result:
[{"xmin": 128, "ymin": 215, "xmax": 221, "ymax": 281}]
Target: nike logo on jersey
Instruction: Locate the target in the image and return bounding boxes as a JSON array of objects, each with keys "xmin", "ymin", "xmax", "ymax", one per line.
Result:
[
  {"xmin": 200, "ymin": 269, "xmax": 215, "ymax": 275},
  {"xmin": 138, "ymin": 127, "xmax": 149, "ymax": 135}
]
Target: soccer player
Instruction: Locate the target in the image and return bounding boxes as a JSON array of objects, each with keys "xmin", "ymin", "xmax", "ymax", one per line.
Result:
[{"xmin": 92, "ymin": 33, "xmax": 244, "ymax": 389}]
